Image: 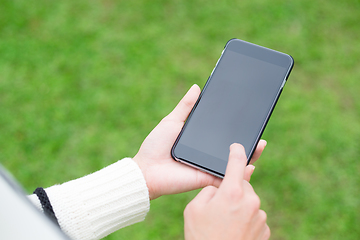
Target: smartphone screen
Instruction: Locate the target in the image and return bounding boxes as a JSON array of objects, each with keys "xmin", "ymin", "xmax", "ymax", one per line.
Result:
[{"xmin": 172, "ymin": 39, "xmax": 293, "ymax": 177}]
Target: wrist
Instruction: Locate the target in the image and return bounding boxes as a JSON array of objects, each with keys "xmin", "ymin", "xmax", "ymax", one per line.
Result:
[{"xmin": 132, "ymin": 155, "xmax": 156, "ymax": 200}]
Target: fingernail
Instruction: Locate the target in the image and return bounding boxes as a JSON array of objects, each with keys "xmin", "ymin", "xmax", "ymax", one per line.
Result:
[
  {"xmin": 185, "ymin": 84, "xmax": 197, "ymax": 95},
  {"xmin": 190, "ymin": 84, "xmax": 198, "ymax": 90},
  {"xmin": 248, "ymin": 165, "xmax": 255, "ymax": 175}
]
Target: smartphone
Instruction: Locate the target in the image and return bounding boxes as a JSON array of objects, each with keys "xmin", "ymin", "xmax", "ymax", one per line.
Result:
[{"xmin": 171, "ymin": 38, "xmax": 294, "ymax": 178}]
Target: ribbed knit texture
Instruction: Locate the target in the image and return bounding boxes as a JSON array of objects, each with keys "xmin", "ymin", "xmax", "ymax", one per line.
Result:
[{"xmin": 29, "ymin": 158, "xmax": 150, "ymax": 240}]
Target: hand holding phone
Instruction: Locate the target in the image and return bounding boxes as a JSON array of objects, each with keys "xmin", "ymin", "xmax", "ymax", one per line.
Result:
[{"xmin": 133, "ymin": 85, "xmax": 266, "ymax": 199}]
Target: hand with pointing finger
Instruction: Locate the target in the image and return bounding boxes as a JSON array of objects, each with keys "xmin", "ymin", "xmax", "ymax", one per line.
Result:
[
  {"xmin": 184, "ymin": 143, "xmax": 270, "ymax": 240},
  {"xmin": 133, "ymin": 85, "xmax": 266, "ymax": 200}
]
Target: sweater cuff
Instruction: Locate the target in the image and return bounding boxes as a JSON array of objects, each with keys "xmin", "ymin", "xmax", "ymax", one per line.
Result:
[{"xmin": 36, "ymin": 158, "xmax": 150, "ymax": 240}]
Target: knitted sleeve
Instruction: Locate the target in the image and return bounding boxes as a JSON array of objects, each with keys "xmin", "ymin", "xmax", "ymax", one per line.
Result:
[{"xmin": 28, "ymin": 158, "xmax": 150, "ymax": 240}]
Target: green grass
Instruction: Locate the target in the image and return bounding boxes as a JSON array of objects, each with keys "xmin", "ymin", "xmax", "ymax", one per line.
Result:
[{"xmin": 1, "ymin": 0, "xmax": 360, "ymax": 239}]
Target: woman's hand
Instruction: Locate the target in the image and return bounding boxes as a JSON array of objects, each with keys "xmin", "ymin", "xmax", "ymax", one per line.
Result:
[
  {"xmin": 133, "ymin": 84, "xmax": 267, "ymax": 200},
  {"xmin": 183, "ymin": 143, "xmax": 270, "ymax": 240}
]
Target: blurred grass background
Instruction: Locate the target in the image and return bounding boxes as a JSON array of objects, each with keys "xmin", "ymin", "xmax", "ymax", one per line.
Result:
[{"xmin": 0, "ymin": 0, "xmax": 359, "ymax": 239}]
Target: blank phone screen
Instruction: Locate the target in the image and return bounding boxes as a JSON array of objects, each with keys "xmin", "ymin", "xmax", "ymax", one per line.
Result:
[{"xmin": 174, "ymin": 43, "xmax": 291, "ymax": 175}]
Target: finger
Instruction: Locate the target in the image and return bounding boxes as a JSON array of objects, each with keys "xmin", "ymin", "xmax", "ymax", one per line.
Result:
[
  {"xmin": 241, "ymin": 179, "xmax": 256, "ymax": 195},
  {"xmin": 253, "ymin": 210, "xmax": 269, "ymax": 240},
  {"xmin": 262, "ymin": 224, "xmax": 271, "ymax": 240},
  {"xmin": 221, "ymin": 143, "xmax": 248, "ymax": 187},
  {"xmin": 184, "ymin": 186, "xmax": 218, "ymax": 218},
  {"xmin": 248, "ymin": 139, "xmax": 267, "ymax": 164},
  {"xmin": 165, "ymin": 84, "xmax": 201, "ymax": 123},
  {"xmin": 243, "ymin": 165, "xmax": 255, "ymax": 182},
  {"xmin": 191, "ymin": 186, "xmax": 218, "ymax": 204},
  {"xmin": 195, "ymin": 170, "xmax": 223, "ymax": 189}
]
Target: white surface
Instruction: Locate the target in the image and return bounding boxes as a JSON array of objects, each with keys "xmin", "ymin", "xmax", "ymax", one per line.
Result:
[{"xmin": 0, "ymin": 168, "xmax": 71, "ymax": 240}]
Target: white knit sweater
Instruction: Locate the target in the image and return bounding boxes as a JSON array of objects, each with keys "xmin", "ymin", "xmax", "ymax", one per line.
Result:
[{"xmin": 28, "ymin": 158, "xmax": 150, "ymax": 240}]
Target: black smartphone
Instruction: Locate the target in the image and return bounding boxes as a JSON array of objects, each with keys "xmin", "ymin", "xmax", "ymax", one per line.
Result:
[{"xmin": 171, "ymin": 38, "xmax": 294, "ymax": 178}]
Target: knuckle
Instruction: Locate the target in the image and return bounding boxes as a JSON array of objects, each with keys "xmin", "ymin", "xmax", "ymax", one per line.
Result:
[
  {"xmin": 263, "ymin": 225, "xmax": 271, "ymax": 240},
  {"xmin": 183, "ymin": 204, "xmax": 191, "ymax": 216},
  {"xmin": 243, "ymin": 194, "xmax": 261, "ymax": 215},
  {"xmin": 184, "ymin": 99, "xmax": 194, "ymax": 109},
  {"xmin": 259, "ymin": 210, "xmax": 268, "ymax": 223},
  {"xmin": 251, "ymin": 194, "xmax": 261, "ymax": 210},
  {"xmin": 184, "ymin": 204, "xmax": 194, "ymax": 218},
  {"xmin": 227, "ymin": 187, "xmax": 244, "ymax": 201},
  {"xmin": 184, "ymin": 201, "xmax": 197, "ymax": 216}
]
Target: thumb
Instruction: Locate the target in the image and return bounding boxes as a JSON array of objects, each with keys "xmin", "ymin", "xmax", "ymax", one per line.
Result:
[
  {"xmin": 243, "ymin": 165, "xmax": 256, "ymax": 182},
  {"xmin": 165, "ymin": 84, "xmax": 201, "ymax": 123}
]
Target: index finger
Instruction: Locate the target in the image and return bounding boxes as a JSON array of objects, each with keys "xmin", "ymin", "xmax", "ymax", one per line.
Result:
[{"xmin": 221, "ymin": 143, "xmax": 248, "ymax": 187}]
